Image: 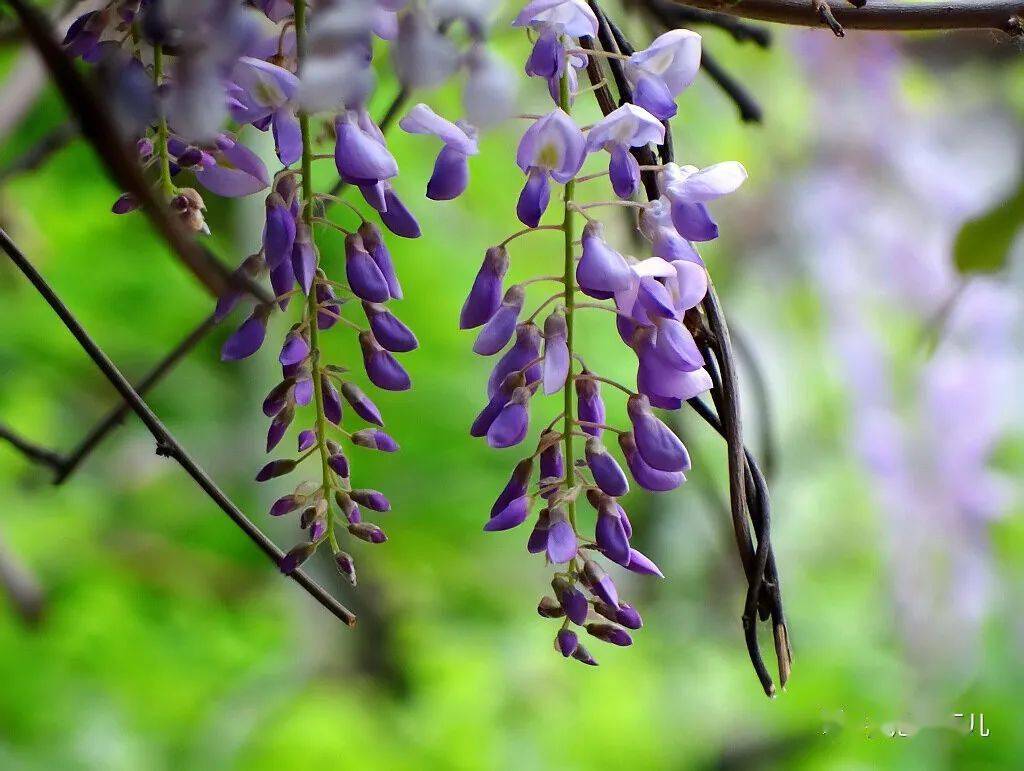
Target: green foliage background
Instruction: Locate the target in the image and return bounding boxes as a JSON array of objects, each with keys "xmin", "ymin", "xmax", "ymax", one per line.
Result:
[{"xmin": 1, "ymin": 15, "xmax": 1023, "ymax": 771}]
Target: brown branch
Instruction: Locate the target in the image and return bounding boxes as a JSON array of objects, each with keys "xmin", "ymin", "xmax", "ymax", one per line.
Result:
[
  {"xmin": 0, "ymin": 226, "xmax": 357, "ymax": 628},
  {"xmin": 670, "ymin": 0, "xmax": 1024, "ymax": 35}
]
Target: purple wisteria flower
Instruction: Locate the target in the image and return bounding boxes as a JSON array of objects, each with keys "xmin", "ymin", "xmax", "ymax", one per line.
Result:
[
  {"xmin": 658, "ymin": 161, "xmax": 747, "ymax": 241},
  {"xmin": 584, "ymin": 104, "xmax": 665, "ymax": 198},
  {"xmin": 624, "ymin": 30, "xmax": 702, "ymax": 120},
  {"xmin": 515, "ymin": 109, "xmax": 586, "ymax": 226},
  {"xmin": 399, "ymin": 103, "xmax": 480, "ymax": 200}
]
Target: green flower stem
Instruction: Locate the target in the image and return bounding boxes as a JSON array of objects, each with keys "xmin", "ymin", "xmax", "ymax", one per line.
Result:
[
  {"xmin": 559, "ymin": 62, "xmax": 577, "ymax": 532},
  {"xmin": 152, "ymin": 45, "xmax": 175, "ymax": 201},
  {"xmin": 294, "ymin": 0, "xmax": 338, "ymax": 546}
]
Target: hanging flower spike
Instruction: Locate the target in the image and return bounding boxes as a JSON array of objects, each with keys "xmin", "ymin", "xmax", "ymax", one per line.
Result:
[
  {"xmin": 659, "ymin": 161, "xmax": 748, "ymax": 242},
  {"xmin": 515, "ymin": 109, "xmax": 586, "ymax": 227},
  {"xmin": 624, "ymin": 29, "xmax": 702, "ymax": 121},
  {"xmin": 399, "ymin": 103, "xmax": 480, "ymax": 201},
  {"xmin": 585, "ymin": 104, "xmax": 665, "ymax": 199}
]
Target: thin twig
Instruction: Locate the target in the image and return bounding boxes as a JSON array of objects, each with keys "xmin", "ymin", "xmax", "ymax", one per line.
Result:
[
  {"xmin": 699, "ymin": 49, "xmax": 763, "ymax": 123},
  {"xmin": 635, "ymin": 0, "xmax": 773, "ymax": 47},
  {"xmin": 668, "ymin": 0, "xmax": 1024, "ymax": 35},
  {"xmin": 0, "ymin": 422, "xmax": 64, "ymax": 469},
  {"xmin": 54, "ymin": 313, "xmax": 220, "ymax": 484},
  {"xmin": 731, "ymin": 325, "xmax": 777, "ymax": 482},
  {"xmin": 0, "ymin": 226, "xmax": 357, "ymax": 628}
]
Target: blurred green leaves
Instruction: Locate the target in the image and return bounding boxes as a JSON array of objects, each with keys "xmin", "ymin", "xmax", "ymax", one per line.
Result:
[{"xmin": 953, "ymin": 175, "xmax": 1024, "ymax": 274}]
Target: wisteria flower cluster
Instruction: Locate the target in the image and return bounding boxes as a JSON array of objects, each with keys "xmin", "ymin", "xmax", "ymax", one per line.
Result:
[
  {"xmin": 63, "ymin": 0, "xmax": 514, "ymax": 585},
  {"xmin": 461, "ymin": 0, "xmax": 747, "ymax": 665},
  {"xmin": 62, "ymin": 0, "xmax": 751, "ymax": 668}
]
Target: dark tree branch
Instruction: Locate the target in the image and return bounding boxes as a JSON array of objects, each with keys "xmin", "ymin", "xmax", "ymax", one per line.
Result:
[
  {"xmin": 635, "ymin": 0, "xmax": 773, "ymax": 47},
  {"xmin": 0, "ymin": 422, "xmax": 65, "ymax": 469},
  {"xmin": 669, "ymin": 0, "xmax": 1024, "ymax": 35},
  {"xmin": 53, "ymin": 313, "xmax": 220, "ymax": 484},
  {"xmin": 698, "ymin": 49, "xmax": 763, "ymax": 123},
  {"xmin": 1, "ymin": 0, "xmax": 272, "ymax": 304},
  {"xmin": 0, "ymin": 226, "xmax": 357, "ymax": 628},
  {"xmin": 731, "ymin": 326, "xmax": 777, "ymax": 481}
]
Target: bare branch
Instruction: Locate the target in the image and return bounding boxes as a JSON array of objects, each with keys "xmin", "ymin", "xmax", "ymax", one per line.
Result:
[
  {"xmin": 0, "ymin": 226, "xmax": 357, "ymax": 628},
  {"xmin": 54, "ymin": 314, "xmax": 220, "ymax": 484},
  {"xmin": 670, "ymin": 0, "xmax": 1024, "ymax": 35},
  {"xmin": 633, "ymin": 0, "xmax": 773, "ymax": 47},
  {"xmin": 697, "ymin": 49, "xmax": 764, "ymax": 123},
  {"xmin": 0, "ymin": 423, "xmax": 64, "ymax": 469}
]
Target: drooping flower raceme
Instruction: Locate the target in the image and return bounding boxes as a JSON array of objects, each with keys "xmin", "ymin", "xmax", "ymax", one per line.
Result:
[
  {"xmin": 66, "ymin": 0, "xmax": 509, "ymax": 587},
  {"xmin": 461, "ymin": 7, "xmax": 746, "ymax": 666}
]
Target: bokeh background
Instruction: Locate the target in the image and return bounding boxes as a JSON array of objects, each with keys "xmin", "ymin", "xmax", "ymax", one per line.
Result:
[{"xmin": 1, "ymin": 5, "xmax": 1023, "ymax": 769}]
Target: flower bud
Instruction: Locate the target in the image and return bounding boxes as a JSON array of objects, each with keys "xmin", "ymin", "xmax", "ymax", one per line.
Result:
[
  {"xmin": 537, "ymin": 596, "xmax": 564, "ymax": 618},
  {"xmin": 345, "ymin": 233, "xmax": 390, "ymax": 302},
  {"xmin": 351, "ymin": 429, "xmax": 399, "ymax": 452},
  {"xmin": 359, "ymin": 330, "xmax": 412, "ymax": 391},
  {"xmin": 538, "ymin": 430, "xmax": 564, "ymax": 498},
  {"xmin": 279, "ymin": 541, "xmax": 316, "ymax": 574},
  {"xmin": 572, "ymin": 643, "xmax": 598, "ymax": 666},
  {"xmin": 585, "ymin": 623, "xmax": 632, "ymax": 647},
  {"xmin": 269, "ymin": 494, "xmax": 301, "ymax": 518},
  {"xmin": 585, "ymin": 437, "xmax": 629, "ymax": 497},
  {"xmin": 545, "ymin": 505, "xmax": 577, "ymax": 564},
  {"xmin": 486, "ymin": 386, "xmax": 531, "ymax": 449},
  {"xmin": 341, "ymin": 382, "xmax": 384, "ymax": 426},
  {"xmin": 542, "ymin": 310, "xmax": 569, "ymax": 395},
  {"xmin": 460, "ymin": 245, "xmax": 509, "ymax": 329},
  {"xmin": 334, "ymin": 550, "xmax": 357, "ymax": 586},
  {"xmin": 583, "ymin": 559, "xmax": 619, "ymax": 608},
  {"xmin": 556, "ymin": 628, "xmax": 578, "ymax": 658},
  {"xmin": 348, "ymin": 522, "xmax": 387, "ymax": 544},
  {"xmin": 575, "ymin": 373, "xmax": 606, "ymax": 438},
  {"xmin": 551, "ymin": 577, "xmax": 588, "ymax": 625},
  {"xmin": 321, "ymin": 375, "xmax": 343, "ymax": 425},
  {"xmin": 263, "ymin": 378, "xmax": 296, "ymax": 417},
  {"xmin": 349, "ymin": 489, "xmax": 390, "ymax": 512},
  {"xmin": 266, "ymin": 404, "xmax": 295, "ymax": 452},
  {"xmin": 255, "ymin": 458, "xmax": 297, "ymax": 482},
  {"xmin": 473, "ymin": 284, "xmax": 525, "ymax": 356}
]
